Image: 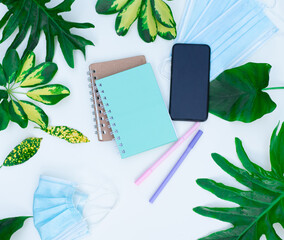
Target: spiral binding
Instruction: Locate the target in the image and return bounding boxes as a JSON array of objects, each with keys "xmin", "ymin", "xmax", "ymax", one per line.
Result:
[
  {"xmin": 88, "ymin": 70, "xmax": 103, "ymax": 140},
  {"xmin": 97, "ymin": 83, "xmax": 126, "ymax": 155}
]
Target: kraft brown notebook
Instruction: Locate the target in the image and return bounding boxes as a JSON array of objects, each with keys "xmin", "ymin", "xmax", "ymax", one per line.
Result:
[{"xmin": 88, "ymin": 56, "xmax": 146, "ymax": 141}]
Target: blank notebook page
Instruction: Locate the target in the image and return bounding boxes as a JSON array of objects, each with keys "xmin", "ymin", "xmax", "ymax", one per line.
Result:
[{"xmin": 96, "ymin": 63, "xmax": 177, "ymax": 159}]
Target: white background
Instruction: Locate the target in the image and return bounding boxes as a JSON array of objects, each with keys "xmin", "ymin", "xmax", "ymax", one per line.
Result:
[{"xmin": 0, "ymin": 0, "xmax": 284, "ymax": 239}]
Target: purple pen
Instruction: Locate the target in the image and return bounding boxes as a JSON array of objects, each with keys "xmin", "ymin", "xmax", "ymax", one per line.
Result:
[{"xmin": 149, "ymin": 130, "xmax": 203, "ymax": 204}]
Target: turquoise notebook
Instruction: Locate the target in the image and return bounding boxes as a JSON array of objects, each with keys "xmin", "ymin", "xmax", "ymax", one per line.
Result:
[{"xmin": 96, "ymin": 63, "xmax": 177, "ymax": 159}]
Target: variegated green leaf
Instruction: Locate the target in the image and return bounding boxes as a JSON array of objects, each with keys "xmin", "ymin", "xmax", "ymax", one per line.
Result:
[
  {"xmin": 0, "ymin": 64, "xmax": 7, "ymax": 86},
  {"xmin": 0, "ymin": 100, "xmax": 10, "ymax": 131},
  {"xmin": 15, "ymin": 52, "xmax": 35, "ymax": 83},
  {"xmin": 96, "ymin": 0, "xmax": 130, "ymax": 14},
  {"xmin": 0, "ymin": 90, "xmax": 8, "ymax": 100},
  {"xmin": 42, "ymin": 126, "xmax": 90, "ymax": 143},
  {"xmin": 19, "ymin": 100, "xmax": 48, "ymax": 129},
  {"xmin": 115, "ymin": 0, "xmax": 143, "ymax": 36},
  {"xmin": 9, "ymin": 100, "xmax": 28, "ymax": 128},
  {"xmin": 1, "ymin": 137, "xmax": 42, "ymax": 168},
  {"xmin": 26, "ymin": 84, "xmax": 70, "ymax": 105},
  {"xmin": 138, "ymin": 0, "xmax": 158, "ymax": 42},
  {"xmin": 20, "ymin": 62, "xmax": 58, "ymax": 88},
  {"xmin": 3, "ymin": 49, "xmax": 20, "ymax": 84},
  {"xmin": 157, "ymin": 20, "xmax": 176, "ymax": 40},
  {"xmin": 151, "ymin": 0, "xmax": 175, "ymax": 28}
]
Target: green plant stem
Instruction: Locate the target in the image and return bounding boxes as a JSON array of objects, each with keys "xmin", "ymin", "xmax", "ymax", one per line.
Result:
[
  {"xmin": 10, "ymin": 93, "xmax": 19, "ymax": 102},
  {"xmin": 0, "ymin": 165, "xmax": 2, "ymax": 169},
  {"xmin": 10, "ymin": 85, "xmax": 20, "ymax": 91},
  {"xmin": 263, "ymin": 87, "xmax": 284, "ymax": 91}
]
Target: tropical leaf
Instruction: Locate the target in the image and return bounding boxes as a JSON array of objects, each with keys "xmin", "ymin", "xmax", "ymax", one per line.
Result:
[
  {"xmin": 209, "ymin": 63, "xmax": 277, "ymax": 123},
  {"xmin": 26, "ymin": 84, "xmax": 70, "ymax": 105},
  {"xmin": 96, "ymin": 0, "xmax": 129, "ymax": 14},
  {"xmin": 138, "ymin": 0, "xmax": 158, "ymax": 43},
  {"xmin": 19, "ymin": 100, "xmax": 48, "ymax": 129},
  {"xmin": 0, "ymin": 216, "xmax": 31, "ymax": 240},
  {"xmin": 0, "ymin": 64, "xmax": 7, "ymax": 86},
  {"xmin": 0, "ymin": 0, "xmax": 94, "ymax": 68},
  {"xmin": 150, "ymin": 0, "xmax": 175, "ymax": 28},
  {"xmin": 20, "ymin": 62, "xmax": 58, "ymax": 88},
  {"xmin": 96, "ymin": 0, "xmax": 176, "ymax": 42},
  {"xmin": 2, "ymin": 49, "xmax": 20, "ymax": 83},
  {"xmin": 115, "ymin": 0, "xmax": 143, "ymax": 36},
  {"xmin": 1, "ymin": 137, "xmax": 42, "ymax": 168},
  {"xmin": 0, "ymin": 90, "xmax": 8, "ymax": 100},
  {"xmin": 194, "ymin": 123, "xmax": 284, "ymax": 240},
  {"xmin": 0, "ymin": 100, "xmax": 10, "ymax": 130},
  {"xmin": 15, "ymin": 51, "xmax": 35, "ymax": 83},
  {"xmin": 8, "ymin": 100, "xmax": 28, "ymax": 128},
  {"xmin": 270, "ymin": 122, "xmax": 284, "ymax": 178},
  {"xmin": 42, "ymin": 126, "xmax": 90, "ymax": 143},
  {"xmin": 156, "ymin": 20, "xmax": 176, "ymax": 40}
]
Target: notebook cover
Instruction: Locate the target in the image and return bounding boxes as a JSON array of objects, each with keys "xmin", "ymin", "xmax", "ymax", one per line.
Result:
[
  {"xmin": 89, "ymin": 56, "xmax": 146, "ymax": 141},
  {"xmin": 96, "ymin": 63, "xmax": 177, "ymax": 159}
]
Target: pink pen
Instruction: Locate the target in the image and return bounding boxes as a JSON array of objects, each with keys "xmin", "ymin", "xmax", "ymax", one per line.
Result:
[{"xmin": 135, "ymin": 122, "xmax": 200, "ymax": 185}]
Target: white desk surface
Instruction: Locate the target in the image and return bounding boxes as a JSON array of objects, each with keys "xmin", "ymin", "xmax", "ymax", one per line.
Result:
[{"xmin": 0, "ymin": 0, "xmax": 284, "ymax": 239}]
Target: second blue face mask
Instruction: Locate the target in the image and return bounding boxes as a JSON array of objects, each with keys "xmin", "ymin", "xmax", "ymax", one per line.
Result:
[{"xmin": 176, "ymin": 0, "xmax": 278, "ymax": 79}]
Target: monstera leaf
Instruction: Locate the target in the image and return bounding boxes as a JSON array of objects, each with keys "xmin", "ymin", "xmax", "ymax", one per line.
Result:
[
  {"xmin": 194, "ymin": 122, "xmax": 284, "ymax": 240},
  {"xmin": 0, "ymin": 216, "xmax": 31, "ymax": 240},
  {"xmin": 209, "ymin": 63, "xmax": 279, "ymax": 123},
  {"xmin": 0, "ymin": 0, "xmax": 94, "ymax": 68},
  {"xmin": 0, "ymin": 49, "xmax": 70, "ymax": 130},
  {"xmin": 96, "ymin": 0, "xmax": 176, "ymax": 42}
]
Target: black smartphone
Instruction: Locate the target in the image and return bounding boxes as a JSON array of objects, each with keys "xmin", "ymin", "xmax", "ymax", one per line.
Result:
[{"xmin": 169, "ymin": 43, "xmax": 210, "ymax": 121}]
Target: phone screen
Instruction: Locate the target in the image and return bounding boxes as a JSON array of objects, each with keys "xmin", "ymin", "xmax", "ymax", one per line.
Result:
[{"xmin": 169, "ymin": 44, "xmax": 210, "ymax": 121}]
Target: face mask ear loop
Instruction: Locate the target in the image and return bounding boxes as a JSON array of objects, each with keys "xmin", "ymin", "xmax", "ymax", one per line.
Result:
[
  {"xmin": 263, "ymin": 0, "xmax": 277, "ymax": 9},
  {"xmin": 264, "ymin": 0, "xmax": 284, "ymax": 24},
  {"xmin": 85, "ymin": 191, "xmax": 119, "ymax": 209},
  {"xmin": 159, "ymin": 57, "xmax": 171, "ymax": 81},
  {"xmin": 83, "ymin": 198, "xmax": 119, "ymax": 227}
]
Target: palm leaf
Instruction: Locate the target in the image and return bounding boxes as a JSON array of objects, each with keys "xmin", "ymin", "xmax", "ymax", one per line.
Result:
[
  {"xmin": 0, "ymin": 0, "xmax": 94, "ymax": 68},
  {"xmin": 194, "ymin": 123, "xmax": 284, "ymax": 240}
]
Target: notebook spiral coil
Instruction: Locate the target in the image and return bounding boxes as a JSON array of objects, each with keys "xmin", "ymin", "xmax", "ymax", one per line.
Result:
[
  {"xmin": 97, "ymin": 83, "xmax": 126, "ymax": 155},
  {"xmin": 87, "ymin": 72, "xmax": 99, "ymax": 135},
  {"xmin": 88, "ymin": 69, "xmax": 115, "ymax": 142}
]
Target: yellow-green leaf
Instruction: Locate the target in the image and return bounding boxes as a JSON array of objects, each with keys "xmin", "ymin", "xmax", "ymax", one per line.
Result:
[
  {"xmin": 138, "ymin": 0, "xmax": 157, "ymax": 43},
  {"xmin": 26, "ymin": 84, "xmax": 70, "ymax": 105},
  {"xmin": 157, "ymin": 20, "xmax": 176, "ymax": 40},
  {"xmin": 151, "ymin": 0, "xmax": 175, "ymax": 28},
  {"xmin": 19, "ymin": 100, "xmax": 48, "ymax": 129},
  {"xmin": 115, "ymin": 0, "xmax": 143, "ymax": 36},
  {"xmin": 42, "ymin": 126, "xmax": 90, "ymax": 144},
  {"xmin": 1, "ymin": 138, "xmax": 42, "ymax": 167},
  {"xmin": 8, "ymin": 100, "xmax": 28, "ymax": 128},
  {"xmin": 20, "ymin": 62, "xmax": 58, "ymax": 88},
  {"xmin": 96, "ymin": 0, "xmax": 130, "ymax": 14},
  {"xmin": 15, "ymin": 52, "xmax": 35, "ymax": 83}
]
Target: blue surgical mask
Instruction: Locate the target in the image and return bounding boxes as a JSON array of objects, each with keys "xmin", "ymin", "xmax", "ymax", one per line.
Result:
[
  {"xmin": 33, "ymin": 175, "xmax": 118, "ymax": 240},
  {"xmin": 175, "ymin": 0, "xmax": 278, "ymax": 79},
  {"xmin": 179, "ymin": 0, "xmax": 238, "ymax": 43},
  {"xmin": 176, "ymin": 0, "xmax": 211, "ymax": 42},
  {"xmin": 33, "ymin": 176, "xmax": 89, "ymax": 240}
]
